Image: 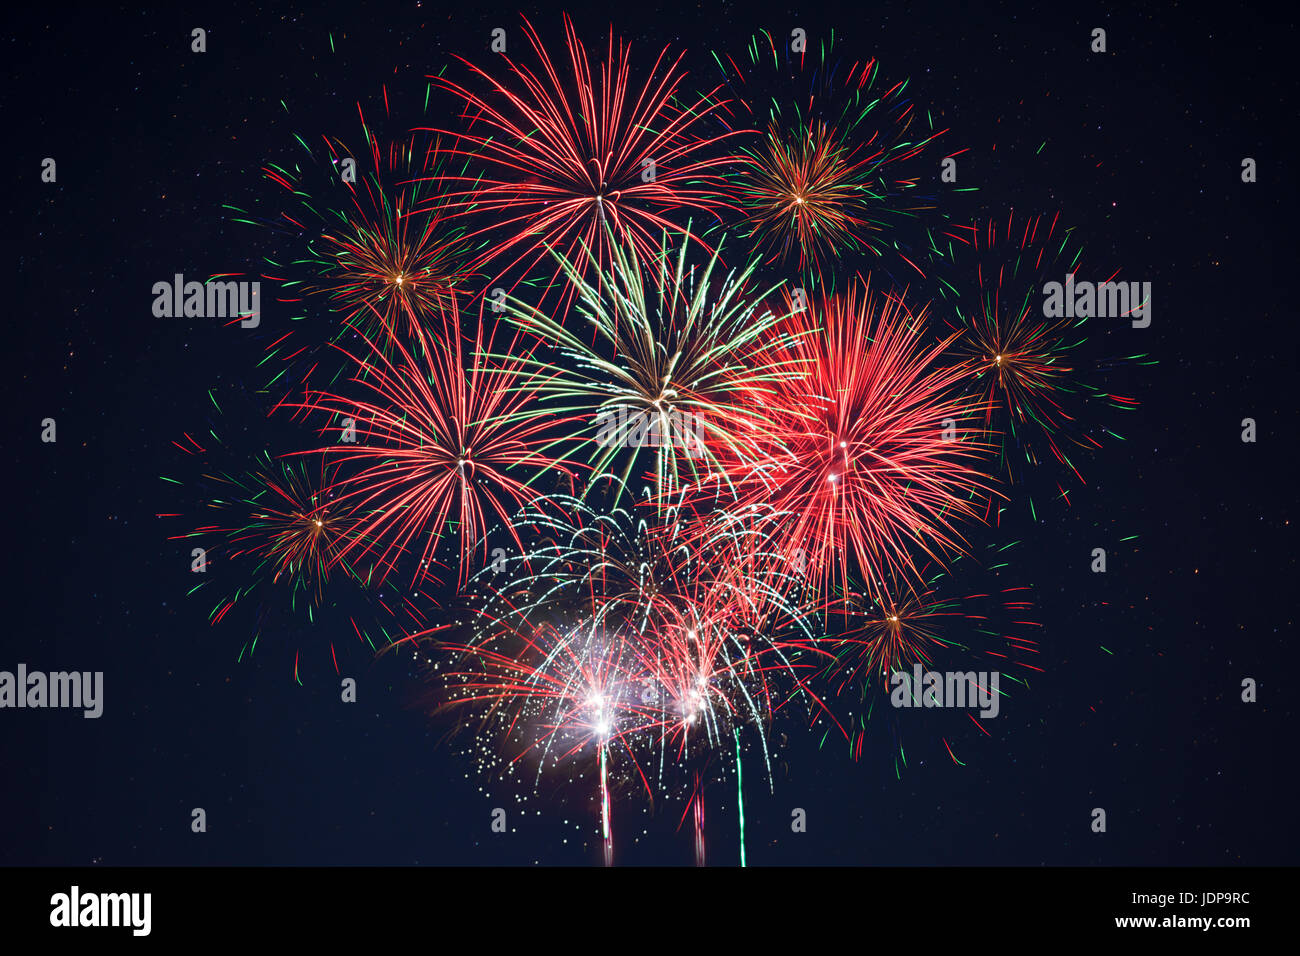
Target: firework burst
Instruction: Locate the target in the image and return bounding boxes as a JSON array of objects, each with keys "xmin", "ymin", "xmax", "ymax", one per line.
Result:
[
  {"xmin": 949, "ymin": 211, "xmax": 1153, "ymax": 517},
  {"xmin": 425, "ymin": 14, "xmax": 743, "ymax": 310},
  {"xmin": 689, "ymin": 281, "xmax": 996, "ymax": 608},
  {"xmin": 822, "ymin": 542, "xmax": 1042, "ymax": 772},
  {"xmin": 283, "ymin": 296, "xmax": 578, "ymax": 588},
  {"xmin": 437, "ymin": 487, "xmax": 828, "ymax": 805},
  {"xmin": 228, "ymin": 96, "xmax": 478, "ymax": 392},
  {"xmin": 158, "ymin": 387, "xmax": 424, "ymax": 680},
  {"xmin": 497, "ymin": 227, "xmax": 809, "ymax": 501},
  {"xmin": 168, "ymin": 20, "xmax": 1162, "ymax": 864},
  {"xmin": 711, "ymin": 29, "xmax": 966, "ymax": 285}
]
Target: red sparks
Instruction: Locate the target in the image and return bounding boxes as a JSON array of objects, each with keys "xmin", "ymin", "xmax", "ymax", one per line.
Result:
[
  {"xmin": 694, "ymin": 282, "xmax": 997, "ymax": 605},
  {"xmin": 282, "ymin": 298, "xmax": 579, "ymax": 587},
  {"xmin": 423, "ymin": 14, "xmax": 745, "ymax": 309}
]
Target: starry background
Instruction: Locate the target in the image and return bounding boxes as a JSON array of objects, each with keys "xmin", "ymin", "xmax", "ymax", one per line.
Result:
[{"xmin": 2, "ymin": 0, "xmax": 1295, "ymax": 866}]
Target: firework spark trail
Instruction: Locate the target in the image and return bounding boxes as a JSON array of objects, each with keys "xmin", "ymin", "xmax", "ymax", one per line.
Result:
[
  {"xmin": 734, "ymin": 728, "xmax": 746, "ymax": 867},
  {"xmin": 692, "ymin": 772, "xmax": 706, "ymax": 866},
  {"xmin": 600, "ymin": 742, "xmax": 613, "ymax": 866}
]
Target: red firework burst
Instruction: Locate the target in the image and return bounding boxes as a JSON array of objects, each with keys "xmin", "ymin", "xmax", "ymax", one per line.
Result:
[
  {"xmin": 693, "ymin": 283, "xmax": 996, "ymax": 605},
  {"xmin": 281, "ymin": 298, "xmax": 578, "ymax": 588},
  {"xmin": 424, "ymin": 14, "xmax": 744, "ymax": 308},
  {"xmin": 210, "ymin": 454, "xmax": 356, "ymax": 604}
]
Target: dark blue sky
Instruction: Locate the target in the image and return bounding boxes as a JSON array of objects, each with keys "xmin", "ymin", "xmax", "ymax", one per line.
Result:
[{"xmin": 3, "ymin": 0, "xmax": 1295, "ymax": 867}]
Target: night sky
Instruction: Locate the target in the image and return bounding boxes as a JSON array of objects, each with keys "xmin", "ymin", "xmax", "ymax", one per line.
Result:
[{"xmin": 4, "ymin": 0, "xmax": 1296, "ymax": 869}]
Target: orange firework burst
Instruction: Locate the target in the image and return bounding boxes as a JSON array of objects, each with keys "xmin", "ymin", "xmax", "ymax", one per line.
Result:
[
  {"xmin": 742, "ymin": 118, "xmax": 873, "ymax": 274},
  {"xmin": 712, "ymin": 29, "xmax": 956, "ymax": 283},
  {"xmin": 950, "ymin": 211, "xmax": 1152, "ymax": 516}
]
